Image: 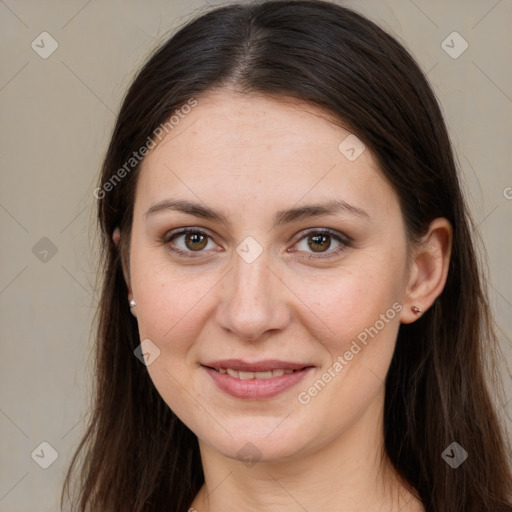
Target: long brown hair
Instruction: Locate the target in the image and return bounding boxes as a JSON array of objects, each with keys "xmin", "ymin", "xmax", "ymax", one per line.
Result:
[{"xmin": 61, "ymin": 1, "xmax": 512, "ymax": 510}]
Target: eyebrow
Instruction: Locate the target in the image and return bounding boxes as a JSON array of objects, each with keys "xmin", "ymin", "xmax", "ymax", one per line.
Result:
[{"xmin": 144, "ymin": 198, "xmax": 369, "ymax": 228}]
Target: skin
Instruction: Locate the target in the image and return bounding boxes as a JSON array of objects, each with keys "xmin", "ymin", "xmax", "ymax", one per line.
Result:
[{"xmin": 120, "ymin": 89, "xmax": 452, "ymax": 511}]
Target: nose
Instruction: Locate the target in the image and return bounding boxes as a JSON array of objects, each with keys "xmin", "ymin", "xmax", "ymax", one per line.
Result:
[{"xmin": 215, "ymin": 248, "xmax": 291, "ymax": 341}]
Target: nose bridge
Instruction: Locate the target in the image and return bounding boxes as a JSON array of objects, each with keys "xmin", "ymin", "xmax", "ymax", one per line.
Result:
[
  {"xmin": 217, "ymin": 246, "xmax": 289, "ymax": 340},
  {"xmin": 233, "ymin": 250, "xmax": 270, "ymax": 303}
]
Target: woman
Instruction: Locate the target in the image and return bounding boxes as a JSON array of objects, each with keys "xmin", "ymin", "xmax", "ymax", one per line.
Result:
[{"xmin": 62, "ymin": 1, "xmax": 512, "ymax": 511}]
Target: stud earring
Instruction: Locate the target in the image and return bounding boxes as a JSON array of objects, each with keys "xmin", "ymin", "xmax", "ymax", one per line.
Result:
[
  {"xmin": 411, "ymin": 305, "xmax": 422, "ymax": 316},
  {"xmin": 129, "ymin": 299, "xmax": 136, "ymax": 308}
]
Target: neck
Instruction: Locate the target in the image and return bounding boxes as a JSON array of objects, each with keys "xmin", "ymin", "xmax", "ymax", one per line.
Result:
[{"xmin": 189, "ymin": 387, "xmax": 423, "ymax": 512}]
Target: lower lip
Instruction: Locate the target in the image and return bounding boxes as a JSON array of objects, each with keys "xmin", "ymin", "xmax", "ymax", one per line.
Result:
[{"xmin": 203, "ymin": 366, "xmax": 314, "ymax": 399}]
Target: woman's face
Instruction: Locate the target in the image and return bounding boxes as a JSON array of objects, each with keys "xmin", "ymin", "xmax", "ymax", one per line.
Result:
[{"xmin": 128, "ymin": 89, "xmax": 412, "ymax": 462}]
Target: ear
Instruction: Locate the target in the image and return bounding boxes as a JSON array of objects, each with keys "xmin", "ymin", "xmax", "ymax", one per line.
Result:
[
  {"xmin": 112, "ymin": 227, "xmax": 137, "ymax": 317},
  {"xmin": 401, "ymin": 217, "xmax": 452, "ymax": 324}
]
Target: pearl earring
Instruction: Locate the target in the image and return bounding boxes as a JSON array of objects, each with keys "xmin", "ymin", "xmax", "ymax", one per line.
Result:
[{"xmin": 129, "ymin": 299, "xmax": 136, "ymax": 308}]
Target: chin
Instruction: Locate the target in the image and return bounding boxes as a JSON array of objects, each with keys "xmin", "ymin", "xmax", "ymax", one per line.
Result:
[{"xmin": 195, "ymin": 417, "xmax": 318, "ymax": 464}]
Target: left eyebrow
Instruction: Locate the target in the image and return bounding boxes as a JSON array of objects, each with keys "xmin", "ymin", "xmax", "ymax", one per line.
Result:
[
  {"xmin": 272, "ymin": 199, "xmax": 369, "ymax": 228},
  {"xmin": 144, "ymin": 198, "xmax": 369, "ymax": 229}
]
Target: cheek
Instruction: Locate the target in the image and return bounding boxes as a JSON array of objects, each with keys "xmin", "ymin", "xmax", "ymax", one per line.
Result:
[
  {"xmin": 129, "ymin": 245, "xmax": 216, "ymax": 344},
  {"xmin": 293, "ymin": 256, "xmax": 404, "ymax": 354},
  {"xmin": 129, "ymin": 260, "xmax": 212, "ymax": 422},
  {"xmin": 295, "ymin": 275, "xmax": 401, "ymax": 438}
]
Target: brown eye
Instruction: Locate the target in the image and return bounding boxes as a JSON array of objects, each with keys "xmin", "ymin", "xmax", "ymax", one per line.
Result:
[
  {"xmin": 184, "ymin": 232, "xmax": 208, "ymax": 251},
  {"xmin": 164, "ymin": 228, "xmax": 217, "ymax": 257},
  {"xmin": 291, "ymin": 229, "xmax": 349, "ymax": 259},
  {"xmin": 307, "ymin": 233, "xmax": 332, "ymax": 252}
]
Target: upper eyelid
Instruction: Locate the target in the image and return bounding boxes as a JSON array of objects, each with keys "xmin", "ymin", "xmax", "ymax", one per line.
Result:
[{"xmin": 298, "ymin": 227, "xmax": 351, "ymax": 241}]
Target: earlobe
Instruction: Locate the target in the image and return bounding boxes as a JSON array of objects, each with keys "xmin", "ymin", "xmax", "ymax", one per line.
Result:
[
  {"xmin": 112, "ymin": 227, "xmax": 121, "ymax": 246},
  {"xmin": 401, "ymin": 217, "xmax": 452, "ymax": 324}
]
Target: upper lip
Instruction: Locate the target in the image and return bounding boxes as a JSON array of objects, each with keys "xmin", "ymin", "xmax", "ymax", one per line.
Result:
[{"xmin": 202, "ymin": 359, "xmax": 312, "ymax": 372}]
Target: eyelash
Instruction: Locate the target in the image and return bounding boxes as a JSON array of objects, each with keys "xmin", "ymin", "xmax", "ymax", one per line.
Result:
[{"xmin": 162, "ymin": 227, "xmax": 351, "ymax": 260}]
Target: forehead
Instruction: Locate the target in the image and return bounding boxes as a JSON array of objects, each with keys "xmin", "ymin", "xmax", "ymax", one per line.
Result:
[
  {"xmin": 135, "ymin": 90, "xmax": 397, "ymax": 221},
  {"xmin": 147, "ymin": 91, "xmax": 351, "ymax": 166}
]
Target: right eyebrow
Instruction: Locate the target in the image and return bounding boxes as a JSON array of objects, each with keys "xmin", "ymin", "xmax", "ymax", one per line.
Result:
[{"xmin": 145, "ymin": 199, "xmax": 229, "ymax": 224}]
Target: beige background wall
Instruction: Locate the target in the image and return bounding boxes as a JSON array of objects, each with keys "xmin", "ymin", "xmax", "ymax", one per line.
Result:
[{"xmin": 1, "ymin": 1, "xmax": 511, "ymax": 510}]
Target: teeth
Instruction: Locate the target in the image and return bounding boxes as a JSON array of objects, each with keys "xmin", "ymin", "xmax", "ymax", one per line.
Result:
[
  {"xmin": 255, "ymin": 371, "xmax": 273, "ymax": 379},
  {"xmin": 214, "ymin": 368, "xmax": 298, "ymax": 379}
]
